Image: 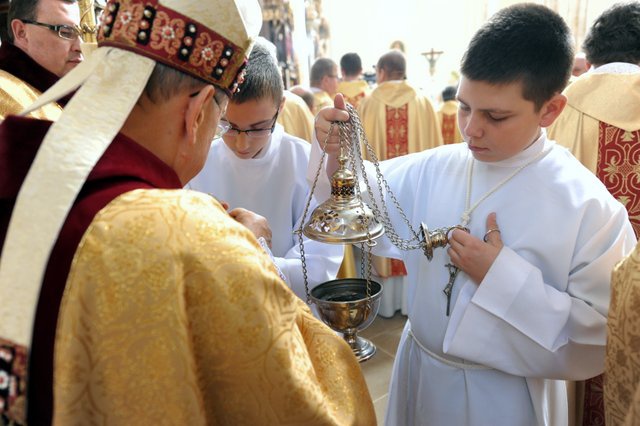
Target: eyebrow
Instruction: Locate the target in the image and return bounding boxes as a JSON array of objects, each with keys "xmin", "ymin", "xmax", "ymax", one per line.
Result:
[
  {"xmin": 224, "ymin": 117, "xmax": 274, "ymax": 128},
  {"xmin": 457, "ymin": 98, "xmax": 512, "ymax": 114}
]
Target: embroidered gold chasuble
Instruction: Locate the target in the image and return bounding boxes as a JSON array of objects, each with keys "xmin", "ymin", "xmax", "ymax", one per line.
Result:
[
  {"xmin": 0, "ymin": 70, "xmax": 62, "ymax": 120},
  {"xmin": 605, "ymin": 243, "xmax": 640, "ymax": 425},
  {"xmin": 358, "ymin": 80, "xmax": 442, "ymax": 279},
  {"xmin": 53, "ymin": 189, "xmax": 375, "ymax": 425}
]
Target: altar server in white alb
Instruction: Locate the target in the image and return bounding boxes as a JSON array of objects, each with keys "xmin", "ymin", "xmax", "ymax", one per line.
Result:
[
  {"xmin": 190, "ymin": 40, "xmax": 342, "ymax": 299},
  {"xmin": 310, "ymin": 4, "xmax": 637, "ymax": 425}
]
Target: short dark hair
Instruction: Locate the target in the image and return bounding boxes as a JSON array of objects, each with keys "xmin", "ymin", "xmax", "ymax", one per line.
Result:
[
  {"xmin": 7, "ymin": 0, "xmax": 77, "ymax": 42},
  {"xmin": 144, "ymin": 62, "xmax": 210, "ymax": 103},
  {"xmin": 310, "ymin": 58, "xmax": 336, "ymax": 87},
  {"xmin": 442, "ymin": 86, "xmax": 457, "ymax": 102},
  {"xmin": 583, "ymin": 2, "xmax": 640, "ymax": 66},
  {"xmin": 231, "ymin": 41, "xmax": 283, "ymax": 106},
  {"xmin": 460, "ymin": 3, "xmax": 573, "ymax": 111},
  {"xmin": 340, "ymin": 53, "xmax": 362, "ymax": 77},
  {"xmin": 377, "ymin": 50, "xmax": 406, "ymax": 80}
]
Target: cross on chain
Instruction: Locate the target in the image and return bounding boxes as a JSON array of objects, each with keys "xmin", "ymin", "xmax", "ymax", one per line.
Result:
[{"xmin": 443, "ymin": 263, "xmax": 459, "ymax": 316}]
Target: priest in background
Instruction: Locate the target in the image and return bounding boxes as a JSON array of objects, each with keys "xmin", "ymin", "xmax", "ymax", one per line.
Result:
[
  {"xmin": 337, "ymin": 52, "xmax": 370, "ymax": 109},
  {"xmin": 548, "ymin": 1, "xmax": 640, "ymax": 238},
  {"xmin": 310, "ymin": 57, "xmax": 338, "ymax": 114},
  {"xmin": 0, "ymin": 0, "xmax": 83, "ymax": 119},
  {"xmin": 437, "ymin": 85, "xmax": 463, "ymax": 145},
  {"xmin": 358, "ymin": 49, "xmax": 443, "ymax": 317}
]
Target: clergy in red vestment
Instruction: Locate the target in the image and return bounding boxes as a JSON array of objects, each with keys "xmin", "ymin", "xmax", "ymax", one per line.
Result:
[{"xmin": 0, "ymin": 0, "xmax": 375, "ymax": 425}]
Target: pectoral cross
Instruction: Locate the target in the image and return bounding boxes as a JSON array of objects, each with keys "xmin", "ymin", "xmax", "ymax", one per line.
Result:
[{"xmin": 443, "ymin": 263, "xmax": 459, "ymax": 316}]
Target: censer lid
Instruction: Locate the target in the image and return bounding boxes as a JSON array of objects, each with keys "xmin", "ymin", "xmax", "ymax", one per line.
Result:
[{"xmin": 303, "ymin": 161, "xmax": 384, "ymax": 244}]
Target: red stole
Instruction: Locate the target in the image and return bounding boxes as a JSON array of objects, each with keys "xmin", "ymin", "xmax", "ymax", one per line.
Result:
[
  {"xmin": 384, "ymin": 104, "xmax": 409, "ymax": 276},
  {"xmin": 596, "ymin": 122, "xmax": 640, "ymax": 237},
  {"xmin": 441, "ymin": 114, "xmax": 457, "ymax": 145}
]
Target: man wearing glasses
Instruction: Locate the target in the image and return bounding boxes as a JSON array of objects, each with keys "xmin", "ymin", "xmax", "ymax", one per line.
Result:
[
  {"xmin": 0, "ymin": 0, "xmax": 83, "ymax": 119},
  {"xmin": 190, "ymin": 39, "xmax": 343, "ymax": 301}
]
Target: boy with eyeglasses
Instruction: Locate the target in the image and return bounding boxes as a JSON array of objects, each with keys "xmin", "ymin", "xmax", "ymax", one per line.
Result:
[
  {"xmin": 190, "ymin": 39, "xmax": 343, "ymax": 301},
  {"xmin": 0, "ymin": 0, "xmax": 84, "ymax": 119}
]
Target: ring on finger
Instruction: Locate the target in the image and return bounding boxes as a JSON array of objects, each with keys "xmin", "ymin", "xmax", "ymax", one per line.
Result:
[{"xmin": 483, "ymin": 228, "xmax": 500, "ymax": 242}]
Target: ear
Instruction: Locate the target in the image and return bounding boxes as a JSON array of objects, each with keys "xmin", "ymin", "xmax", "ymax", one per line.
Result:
[
  {"xmin": 539, "ymin": 93, "xmax": 567, "ymax": 127},
  {"xmin": 184, "ymin": 85, "xmax": 215, "ymax": 144},
  {"xmin": 11, "ymin": 19, "xmax": 28, "ymax": 48}
]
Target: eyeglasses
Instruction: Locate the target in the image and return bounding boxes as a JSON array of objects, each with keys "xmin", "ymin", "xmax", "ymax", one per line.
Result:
[
  {"xmin": 219, "ymin": 111, "xmax": 279, "ymax": 139},
  {"xmin": 21, "ymin": 20, "xmax": 81, "ymax": 41},
  {"xmin": 216, "ymin": 122, "xmax": 230, "ymax": 138}
]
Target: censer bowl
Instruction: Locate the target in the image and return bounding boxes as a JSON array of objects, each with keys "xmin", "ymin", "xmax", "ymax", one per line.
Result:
[{"xmin": 310, "ymin": 278, "xmax": 382, "ymax": 362}]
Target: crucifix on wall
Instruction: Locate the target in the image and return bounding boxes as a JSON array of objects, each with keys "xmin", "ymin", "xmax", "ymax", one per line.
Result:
[{"xmin": 422, "ymin": 48, "xmax": 444, "ymax": 77}]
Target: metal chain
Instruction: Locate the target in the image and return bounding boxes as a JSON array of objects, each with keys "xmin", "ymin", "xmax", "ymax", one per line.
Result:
[
  {"xmin": 345, "ymin": 104, "xmax": 424, "ymax": 251},
  {"xmin": 296, "ymin": 105, "xmax": 431, "ymax": 303},
  {"xmin": 295, "ymin": 122, "xmax": 336, "ymax": 304},
  {"xmin": 338, "ymin": 109, "xmax": 373, "ymax": 297}
]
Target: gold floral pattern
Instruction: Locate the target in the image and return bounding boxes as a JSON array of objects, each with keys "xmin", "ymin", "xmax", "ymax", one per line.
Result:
[
  {"xmin": 597, "ymin": 122, "xmax": 640, "ymax": 236},
  {"xmin": 53, "ymin": 189, "xmax": 375, "ymax": 425},
  {"xmin": 605, "ymin": 244, "xmax": 640, "ymax": 425},
  {"xmin": 385, "ymin": 104, "xmax": 409, "ymax": 159}
]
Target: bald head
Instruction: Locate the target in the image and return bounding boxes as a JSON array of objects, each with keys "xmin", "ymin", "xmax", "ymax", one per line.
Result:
[{"xmin": 376, "ymin": 50, "xmax": 406, "ymax": 83}]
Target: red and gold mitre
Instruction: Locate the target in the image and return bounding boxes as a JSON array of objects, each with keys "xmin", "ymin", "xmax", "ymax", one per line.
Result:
[{"xmin": 97, "ymin": 0, "xmax": 253, "ymax": 94}]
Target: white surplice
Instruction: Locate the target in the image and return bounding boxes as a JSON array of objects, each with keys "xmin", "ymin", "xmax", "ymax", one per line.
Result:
[
  {"xmin": 308, "ymin": 130, "xmax": 636, "ymax": 426},
  {"xmin": 191, "ymin": 124, "xmax": 342, "ymax": 299}
]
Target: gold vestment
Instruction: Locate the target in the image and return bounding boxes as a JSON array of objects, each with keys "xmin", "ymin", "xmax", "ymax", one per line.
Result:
[
  {"xmin": 605, "ymin": 243, "xmax": 640, "ymax": 426},
  {"xmin": 0, "ymin": 70, "xmax": 61, "ymax": 120},
  {"xmin": 337, "ymin": 80, "xmax": 370, "ymax": 109},
  {"xmin": 278, "ymin": 90, "xmax": 314, "ymax": 142},
  {"xmin": 53, "ymin": 189, "xmax": 375, "ymax": 425}
]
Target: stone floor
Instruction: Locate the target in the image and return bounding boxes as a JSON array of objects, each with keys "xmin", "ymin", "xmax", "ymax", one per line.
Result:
[{"xmin": 358, "ymin": 312, "xmax": 407, "ymax": 425}]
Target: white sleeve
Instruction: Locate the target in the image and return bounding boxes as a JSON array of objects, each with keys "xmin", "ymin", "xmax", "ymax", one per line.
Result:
[{"xmin": 443, "ymin": 210, "xmax": 636, "ymax": 380}]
